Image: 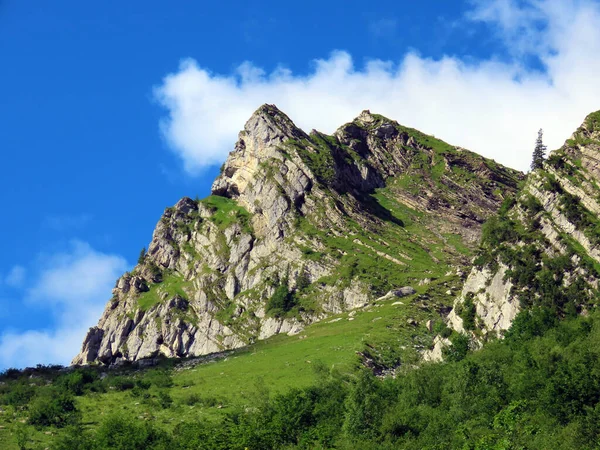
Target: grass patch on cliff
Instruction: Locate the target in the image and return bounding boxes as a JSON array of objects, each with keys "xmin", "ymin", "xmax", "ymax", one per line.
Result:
[
  {"xmin": 286, "ymin": 135, "xmax": 336, "ymax": 184},
  {"xmin": 200, "ymin": 195, "xmax": 252, "ymax": 233},
  {"xmin": 137, "ymin": 273, "xmax": 193, "ymax": 311}
]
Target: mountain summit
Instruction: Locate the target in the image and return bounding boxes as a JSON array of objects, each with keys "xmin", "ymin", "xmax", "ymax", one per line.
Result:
[{"xmin": 73, "ymin": 105, "xmax": 522, "ymax": 365}]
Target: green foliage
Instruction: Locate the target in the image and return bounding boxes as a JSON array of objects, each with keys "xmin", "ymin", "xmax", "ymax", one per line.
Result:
[
  {"xmin": 182, "ymin": 393, "xmax": 219, "ymax": 407},
  {"xmin": 6, "ymin": 292, "xmax": 600, "ymax": 449},
  {"xmin": 560, "ymin": 191, "xmax": 591, "ymax": 229},
  {"xmin": 157, "ymin": 390, "xmax": 173, "ymax": 409},
  {"xmin": 287, "ymin": 134, "xmax": 336, "ymax": 184},
  {"xmin": 142, "ymin": 369, "xmax": 174, "ymax": 389},
  {"xmin": 443, "ymin": 332, "xmax": 470, "ymax": 362},
  {"xmin": 110, "ymin": 376, "xmax": 135, "ymax": 391},
  {"xmin": 457, "ymin": 293, "xmax": 477, "ymax": 331},
  {"xmin": 137, "ymin": 247, "xmax": 146, "ymax": 265},
  {"xmin": 585, "ymin": 110, "xmax": 600, "ymax": 131},
  {"xmin": 137, "ymin": 272, "xmax": 192, "ymax": 311},
  {"xmin": 557, "ymin": 192, "xmax": 600, "ymax": 246},
  {"xmin": 1, "ymin": 382, "xmax": 35, "ymax": 407},
  {"xmin": 531, "ymin": 128, "xmax": 547, "ymax": 171},
  {"xmin": 52, "ymin": 425, "xmax": 96, "ymax": 450},
  {"xmin": 300, "ymin": 245, "xmax": 324, "ymax": 261},
  {"xmin": 56, "ymin": 369, "xmax": 101, "ymax": 396},
  {"xmin": 94, "ymin": 414, "xmax": 172, "ymax": 450},
  {"xmin": 265, "ymin": 278, "xmax": 297, "ymax": 317},
  {"xmin": 14, "ymin": 423, "xmax": 29, "ymax": 450},
  {"xmin": 296, "ymin": 267, "xmax": 311, "ymax": 290},
  {"xmin": 200, "ymin": 195, "xmax": 252, "ymax": 233},
  {"xmin": 342, "ymin": 370, "xmax": 392, "ymax": 439},
  {"xmin": 480, "ymin": 214, "xmax": 519, "ymax": 250},
  {"xmin": 547, "ymin": 152, "xmax": 565, "ymax": 169},
  {"xmin": 28, "ymin": 389, "xmax": 79, "ymax": 429},
  {"xmin": 521, "ymin": 194, "xmax": 544, "ymax": 215},
  {"xmin": 44, "ymin": 311, "xmax": 600, "ymax": 449}
]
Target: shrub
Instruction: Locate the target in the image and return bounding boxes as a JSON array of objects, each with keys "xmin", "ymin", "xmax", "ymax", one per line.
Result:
[
  {"xmin": 266, "ymin": 278, "xmax": 298, "ymax": 317},
  {"xmin": 53, "ymin": 425, "xmax": 96, "ymax": 450},
  {"xmin": 458, "ymin": 293, "xmax": 477, "ymax": 331},
  {"xmin": 110, "ymin": 376, "xmax": 135, "ymax": 391},
  {"xmin": 94, "ymin": 414, "xmax": 172, "ymax": 450},
  {"xmin": 521, "ymin": 195, "xmax": 544, "ymax": 215},
  {"xmin": 296, "ymin": 268, "xmax": 311, "ymax": 290},
  {"xmin": 443, "ymin": 333, "xmax": 470, "ymax": 362},
  {"xmin": 158, "ymin": 390, "xmax": 173, "ymax": 409},
  {"xmin": 481, "ymin": 215, "xmax": 518, "ymax": 248},
  {"xmin": 56, "ymin": 369, "xmax": 98, "ymax": 396},
  {"xmin": 1, "ymin": 382, "xmax": 35, "ymax": 407},
  {"xmin": 28, "ymin": 389, "xmax": 79, "ymax": 428}
]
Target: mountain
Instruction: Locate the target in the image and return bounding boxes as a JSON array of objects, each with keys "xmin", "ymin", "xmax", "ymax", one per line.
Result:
[
  {"xmin": 8, "ymin": 108, "xmax": 600, "ymax": 450},
  {"xmin": 438, "ymin": 111, "xmax": 600, "ymax": 355},
  {"xmin": 73, "ymin": 104, "xmax": 522, "ymax": 365}
]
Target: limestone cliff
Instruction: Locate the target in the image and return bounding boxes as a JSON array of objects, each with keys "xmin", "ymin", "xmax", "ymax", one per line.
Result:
[
  {"xmin": 73, "ymin": 104, "xmax": 521, "ymax": 365},
  {"xmin": 445, "ymin": 111, "xmax": 600, "ymax": 345}
]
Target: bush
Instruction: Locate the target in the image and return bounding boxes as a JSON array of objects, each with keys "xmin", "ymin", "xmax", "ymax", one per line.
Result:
[
  {"xmin": 94, "ymin": 414, "xmax": 173, "ymax": 450},
  {"xmin": 481, "ymin": 215, "xmax": 518, "ymax": 248},
  {"xmin": 266, "ymin": 278, "xmax": 297, "ymax": 317},
  {"xmin": 110, "ymin": 376, "xmax": 135, "ymax": 391},
  {"xmin": 296, "ymin": 268, "xmax": 311, "ymax": 290},
  {"xmin": 443, "ymin": 333, "xmax": 470, "ymax": 362},
  {"xmin": 28, "ymin": 389, "xmax": 79, "ymax": 428},
  {"xmin": 1, "ymin": 382, "xmax": 35, "ymax": 407},
  {"xmin": 458, "ymin": 293, "xmax": 477, "ymax": 331},
  {"xmin": 56, "ymin": 369, "xmax": 99, "ymax": 396},
  {"xmin": 521, "ymin": 195, "xmax": 544, "ymax": 215},
  {"xmin": 158, "ymin": 390, "xmax": 173, "ymax": 409},
  {"xmin": 52, "ymin": 425, "xmax": 95, "ymax": 450}
]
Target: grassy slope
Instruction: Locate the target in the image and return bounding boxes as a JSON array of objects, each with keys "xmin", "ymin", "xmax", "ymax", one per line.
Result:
[
  {"xmin": 0, "ymin": 121, "xmax": 516, "ymax": 448},
  {"xmin": 0, "ymin": 276, "xmax": 460, "ymax": 449}
]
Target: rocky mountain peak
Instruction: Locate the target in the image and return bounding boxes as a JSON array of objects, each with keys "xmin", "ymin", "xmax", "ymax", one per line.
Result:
[
  {"xmin": 242, "ymin": 104, "xmax": 306, "ymax": 148},
  {"xmin": 74, "ymin": 105, "xmax": 522, "ymax": 366},
  {"xmin": 211, "ymin": 104, "xmax": 308, "ymax": 201}
]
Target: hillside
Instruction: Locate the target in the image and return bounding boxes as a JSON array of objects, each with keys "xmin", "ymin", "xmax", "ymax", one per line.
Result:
[
  {"xmin": 440, "ymin": 111, "xmax": 600, "ymax": 351},
  {"xmin": 73, "ymin": 104, "xmax": 521, "ymax": 365},
  {"xmin": 5, "ymin": 108, "xmax": 600, "ymax": 449}
]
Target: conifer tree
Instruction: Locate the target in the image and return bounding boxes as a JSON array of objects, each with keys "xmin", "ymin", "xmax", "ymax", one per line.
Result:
[
  {"xmin": 531, "ymin": 128, "xmax": 547, "ymax": 171},
  {"xmin": 137, "ymin": 247, "xmax": 147, "ymax": 265}
]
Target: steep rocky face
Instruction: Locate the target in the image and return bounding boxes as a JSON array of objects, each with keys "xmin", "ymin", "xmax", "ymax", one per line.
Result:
[
  {"xmin": 73, "ymin": 104, "xmax": 521, "ymax": 365},
  {"xmin": 445, "ymin": 111, "xmax": 600, "ymax": 345}
]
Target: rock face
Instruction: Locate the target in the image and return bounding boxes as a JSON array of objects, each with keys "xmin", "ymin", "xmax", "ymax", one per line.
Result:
[
  {"xmin": 73, "ymin": 104, "xmax": 522, "ymax": 365},
  {"xmin": 445, "ymin": 111, "xmax": 600, "ymax": 346}
]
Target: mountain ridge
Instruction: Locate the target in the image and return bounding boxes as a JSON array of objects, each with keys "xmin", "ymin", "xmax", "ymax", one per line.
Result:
[
  {"xmin": 73, "ymin": 104, "xmax": 522, "ymax": 365},
  {"xmin": 434, "ymin": 110, "xmax": 600, "ymax": 358}
]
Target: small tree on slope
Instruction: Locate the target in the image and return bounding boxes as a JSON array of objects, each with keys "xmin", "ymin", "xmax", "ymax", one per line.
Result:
[{"xmin": 531, "ymin": 128, "xmax": 547, "ymax": 171}]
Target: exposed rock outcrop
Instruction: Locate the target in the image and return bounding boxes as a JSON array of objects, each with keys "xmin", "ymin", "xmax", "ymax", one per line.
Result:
[
  {"xmin": 73, "ymin": 104, "xmax": 521, "ymax": 365},
  {"xmin": 443, "ymin": 111, "xmax": 600, "ymax": 349}
]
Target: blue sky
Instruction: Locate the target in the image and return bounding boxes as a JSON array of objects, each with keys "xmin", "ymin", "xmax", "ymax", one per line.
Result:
[{"xmin": 1, "ymin": 0, "xmax": 600, "ymax": 368}]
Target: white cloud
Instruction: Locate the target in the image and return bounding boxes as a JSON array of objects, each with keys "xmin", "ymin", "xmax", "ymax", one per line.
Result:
[
  {"xmin": 154, "ymin": 0, "xmax": 600, "ymax": 173},
  {"xmin": 0, "ymin": 241, "xmax": 128, "ymax": 369},
  {"xmin": 5, "ymin": 265, "xmax": 25, "ymax": 287}
]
